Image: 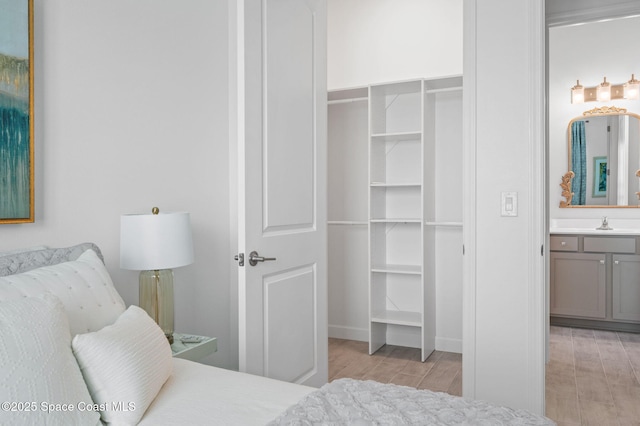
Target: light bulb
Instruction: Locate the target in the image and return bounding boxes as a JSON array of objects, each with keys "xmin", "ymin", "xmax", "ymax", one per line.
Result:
[
  {"xmin": 571, "ymin": 80, "xmax": 584, "ymax": 104},
  {"xmin": 624, "ymin": 74, "xmax": 640, "ymax": 100},
  {"xmin": 596, "ymin": 77, "xmax": 611, "ymax": 102}
]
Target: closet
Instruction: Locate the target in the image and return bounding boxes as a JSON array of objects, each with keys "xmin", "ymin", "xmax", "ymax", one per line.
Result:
[{"xmin": 328, "ymin": 76, "xmax": 463, "ymax": 361}]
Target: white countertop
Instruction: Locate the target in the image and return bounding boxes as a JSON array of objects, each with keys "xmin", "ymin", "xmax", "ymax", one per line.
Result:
[
  {"xmin": 550, "ymin": 219, "xmax": 640, "ymax": 235},
  {"xmin": 550, "ymin": 227, "xmax": 640, "ymax": 236}
]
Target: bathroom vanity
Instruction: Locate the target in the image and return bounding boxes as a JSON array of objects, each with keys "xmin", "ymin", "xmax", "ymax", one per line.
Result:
[{"xmin": 550, "ymin": 229, "xmax": 640, "ymax": 332}]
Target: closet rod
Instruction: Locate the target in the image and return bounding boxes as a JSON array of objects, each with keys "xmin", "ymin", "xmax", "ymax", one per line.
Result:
[
  {"xmin": 424, "ymin": 221, "xmax": 463, "ymax": 227},
  {"xmin": 425, "ymin": 86, "xmax": 463, "ymax": 94},
  {"xmin": 327, "ymin": 97, "xmax": 368, "ymax": 105}
]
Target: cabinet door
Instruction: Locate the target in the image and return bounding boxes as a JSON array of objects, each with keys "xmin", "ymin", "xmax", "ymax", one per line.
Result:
[
  {"xmin": 550, "ymin": 252, "xmax": 606, "ymax": 319},
  {"xmin": 613, "ymin": 255, "xmax": 640, "ymax": 322}
]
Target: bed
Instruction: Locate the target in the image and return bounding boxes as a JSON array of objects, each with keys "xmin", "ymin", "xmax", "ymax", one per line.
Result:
[{"xmin": 0, "ymin": 243, "xmax": 555, "ymax": 425}]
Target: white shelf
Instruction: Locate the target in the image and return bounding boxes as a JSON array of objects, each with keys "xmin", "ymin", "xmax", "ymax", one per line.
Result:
[
  {"xmin": 371, "ymin": 310, "xmax": 421, "ymax": 327},
  {"xmin": 371, "ymin": 131, "xmax": 422, "ymax": 142},
  {"xmin": 425, "ymin": 86, "xmax": 463, "ymax": 94},
  {"xmin": 371, "ymin": 218, "xmax": 422, "ymax": 223},
  {"xmin": 328, "ymin": 97, "xmax": 368, "ymax": 105},
  {"xmin": 371, "ymin": 264, "xmax": 421, "ymax": 275},
  {"xmin": 369, "ymin": 79, "xmax": 429, "ymax": 361},
  {"xmin": 368, "ymin": 77, "xmax": 462, "ymax": 362},
  {"xmin": 371, "ymin": 79, "xmax": 422, "ymax": 96},
  {"xmin": 423, "ymin": 75, "xmax": 463, "ymax": 91},
  {"xmin": 328, "ymin": 220, "xmax": 368, "ymax": 226},
  {"xmin": 370, "ymin": 182, "xmax": 421, "ymax": 188},
  {"xmin": 328, "ymin": 86, "xmax": 368, "ymax": 102},
  {"xmin": 424, "ymin": 221, "xmax": 463, "ymax": 227}
]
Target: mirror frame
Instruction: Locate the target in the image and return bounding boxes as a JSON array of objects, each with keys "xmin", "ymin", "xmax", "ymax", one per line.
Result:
[{"xmin": 560, "ymin": 106, "xmax": 640, "ymax": 208}]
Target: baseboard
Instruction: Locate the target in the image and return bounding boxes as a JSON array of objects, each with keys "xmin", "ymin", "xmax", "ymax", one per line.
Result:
[
  {"xmin": 328, "ymin": 325, "xmax": 368, "ymax": 342},
  {"xmin": 329, "ymin": 324, "xmax": 462, "ymax": 354},
  {"xmin": 435, "ymin": 337, "xmax": 462, "ymax": 354},
  {"xmin": 551, "ymin": 316, "xmax": 640, "ymax": 333}
]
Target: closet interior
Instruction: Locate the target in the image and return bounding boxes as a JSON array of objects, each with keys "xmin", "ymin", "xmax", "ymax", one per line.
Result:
[{"xmin": 328, "ymin": 76, "xmax": 464, "ymax": 361}]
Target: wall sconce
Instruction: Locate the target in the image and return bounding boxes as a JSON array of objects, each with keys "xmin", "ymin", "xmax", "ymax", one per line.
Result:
[
  {"xmin": 570, "ymin": 75, "xmax": 639, "ymax": 104},
  {"xmin": 624, "ymin": 74, "xmax": 640, "ymax": 100},
  {"xmin": 571, "ymin": 80, "xmax": 584, "ymax": 104},
  {"xmin": 596, "ymin": 77, "xmax": 611, "ymax": 101}
]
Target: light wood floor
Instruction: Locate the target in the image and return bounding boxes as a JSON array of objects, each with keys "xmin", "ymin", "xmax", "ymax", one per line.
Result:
[
  {"xmin": 328, "ymin": 338, "xmax": 462, "ymax": 396},
  {"xmin": 546, "ymin": 326, "xmax": 640, "ymax": 426},
  {"xmin": 328, "ymin": 326, "xmax": 640, "ymax": 426}
]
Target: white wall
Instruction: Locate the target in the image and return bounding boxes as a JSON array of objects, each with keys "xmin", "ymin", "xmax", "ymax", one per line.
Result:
[
  {"xmin": 0, "ymin": 0, "xmax": 236, "ymax": 370},
  {"xmin": 327, "ymin": 0, "xmax": 462, "ymax": 90},
  {"xmin": 464, "ymin": 0, "xmax": 546, "ymax": 413},
  {"xmin": 548, "ymin": 16, "xmax": 640, "ymax": 218}
]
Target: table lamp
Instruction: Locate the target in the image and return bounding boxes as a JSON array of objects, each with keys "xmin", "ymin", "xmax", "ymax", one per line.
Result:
[{"xmin": 120, "ymin": 207, "xmax": 194, "ymax": 344}]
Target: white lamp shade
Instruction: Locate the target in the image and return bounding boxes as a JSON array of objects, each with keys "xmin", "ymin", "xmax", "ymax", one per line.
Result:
[{"xmin": 120, "ymin": 211, "xmax": 194, "ymax": 270}]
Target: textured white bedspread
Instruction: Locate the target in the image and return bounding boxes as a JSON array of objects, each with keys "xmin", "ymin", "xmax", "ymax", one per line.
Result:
[
  {"xmin": 269, "ymin": 379, "xmax": 556, "ymax": 425},
  {"xmin": 139, "ymin": 358, "xmax": 314, "ymax": 426}
]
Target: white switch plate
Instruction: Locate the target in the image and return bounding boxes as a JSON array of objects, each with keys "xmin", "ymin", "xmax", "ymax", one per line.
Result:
[{"xmin": 501, "ymin": 192, "xmax": 517, "ymax": 217}]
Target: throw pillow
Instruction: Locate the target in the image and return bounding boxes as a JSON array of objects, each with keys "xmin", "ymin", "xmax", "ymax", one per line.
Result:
[
  {"xmin": 0, "ymin": 294, "xmax": 100, "ymax": 426},
  {"xmin": 72, "ymin": 305, "xmax": 173, "ymax": 425},
  {"xmin": 0, "ymin": 249, "xmax": 126, "ymax": 336}
]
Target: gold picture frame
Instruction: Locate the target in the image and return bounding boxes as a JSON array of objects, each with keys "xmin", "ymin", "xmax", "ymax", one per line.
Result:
[{"xmin": 0, "ymin": 0, "xmax": 35, "ymax": 223}]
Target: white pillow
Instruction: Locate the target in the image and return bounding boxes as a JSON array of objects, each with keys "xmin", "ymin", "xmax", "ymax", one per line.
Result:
[
  {"xmin": 0, "ymin": 294, "xmax": 101, "ymax": 426},
  {"xmin": 72, "ymin": 305, "xmax": 173, "ymax": 425},
  {"xmin": 0, "ymin": 249, "xmax": 125, "ymax": 336}
]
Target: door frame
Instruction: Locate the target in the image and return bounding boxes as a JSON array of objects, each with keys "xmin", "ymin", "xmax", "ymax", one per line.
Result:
[{"xmin": 228, "ymin": 0, "xmax": 242, "ymax": 372}]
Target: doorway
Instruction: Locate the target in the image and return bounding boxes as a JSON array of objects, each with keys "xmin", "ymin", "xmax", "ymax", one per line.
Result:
[{"xmin": 546, "ymin": 4, "xmax": 640, "ymax": 424}]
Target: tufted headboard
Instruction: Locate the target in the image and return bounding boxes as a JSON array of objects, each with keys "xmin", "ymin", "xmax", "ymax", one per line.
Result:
[{"xmin": 0, "ymin": 243, "xmax": 104, "ymax": 277}]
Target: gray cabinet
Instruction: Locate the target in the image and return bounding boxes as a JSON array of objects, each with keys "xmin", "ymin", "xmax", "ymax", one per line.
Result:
[
  {"xmin": 612, "ymin": 255, "xmax": 640, "ymax": 322},
  {"xmin": 550, "ymin": 252, "xmax": 606, "ymax": 319},
  {"xmin": 550, "ymin": 234, "xmax": 640, "ymax": 331}
]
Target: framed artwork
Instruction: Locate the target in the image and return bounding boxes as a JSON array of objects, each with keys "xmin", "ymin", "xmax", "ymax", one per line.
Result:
[
  {"xmin": 592, "ymin": 156, "xmax": 607, "ymax": 198},
  {"xmin": 0, "ymin": 0, "xmax": 34, "ymax": 223}
]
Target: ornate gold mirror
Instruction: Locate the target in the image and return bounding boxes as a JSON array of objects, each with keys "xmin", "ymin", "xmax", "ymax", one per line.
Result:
[{"xmin": 560, "ymin": 106, "xmax": 640, "ymax": 207}]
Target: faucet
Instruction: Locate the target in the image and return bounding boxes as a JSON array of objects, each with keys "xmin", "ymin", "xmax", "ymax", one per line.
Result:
[{"xmin": 597, "ymin": 216, "xmax": 613, "ymax": 230}]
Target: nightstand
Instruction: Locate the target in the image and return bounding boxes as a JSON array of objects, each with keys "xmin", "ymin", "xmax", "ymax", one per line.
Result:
[{"xmin": 171, "ymin": 334, "xmax": 217, "ymax": 362}]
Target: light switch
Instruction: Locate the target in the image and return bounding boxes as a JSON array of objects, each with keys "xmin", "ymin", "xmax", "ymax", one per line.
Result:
[{"xmin": 501, "ymin": 192, "xmax": 517, "ymax": 217}]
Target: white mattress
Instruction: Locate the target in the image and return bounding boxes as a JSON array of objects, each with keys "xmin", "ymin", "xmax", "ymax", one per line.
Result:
[{"xmin": 138, "ymin": 358, "xmax": 314, "ymax": 425}]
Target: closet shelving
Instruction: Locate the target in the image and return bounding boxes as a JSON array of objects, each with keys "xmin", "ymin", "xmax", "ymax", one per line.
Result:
[
  {"xmin": 368, "ymin": 76, "xmax": 462, "ymax": 361},
  {"xmin": 327, "ymin": 76, "xmax": 463, "ymax": 357}
]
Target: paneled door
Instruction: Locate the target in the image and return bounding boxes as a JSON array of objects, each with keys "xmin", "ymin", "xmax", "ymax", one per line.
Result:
[{"xmin": 236, "ymin": 0, "xmax": 328, "ymax": 387}]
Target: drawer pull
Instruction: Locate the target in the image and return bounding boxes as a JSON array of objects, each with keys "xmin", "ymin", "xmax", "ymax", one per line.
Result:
[
  {"xmin": 561, "ymin": 241, "xmax": 566, "ymax": 246},
  {"xmin": 615, "ymin": 260, "xmax": 620, "ymax": 265},
  {"xmin": 600, "ymin": 260, "xmax": 605, "ymax": 264}
]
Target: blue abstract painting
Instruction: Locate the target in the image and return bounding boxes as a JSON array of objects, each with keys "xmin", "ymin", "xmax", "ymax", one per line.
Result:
[{"xmin": 0, "ymin": 0, "xmax": 33, "ymax": 222}]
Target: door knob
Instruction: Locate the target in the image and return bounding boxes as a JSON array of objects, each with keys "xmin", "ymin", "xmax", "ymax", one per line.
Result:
[{"xmin": 249, "ymin": 251, "xmax": 276, "ymax": 266}]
